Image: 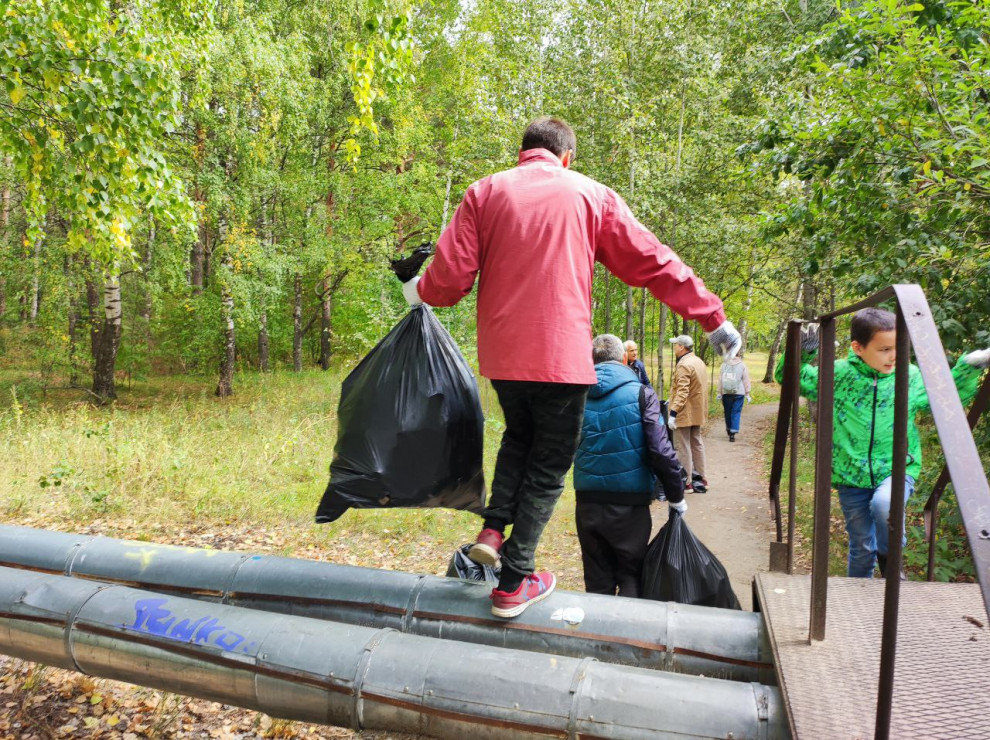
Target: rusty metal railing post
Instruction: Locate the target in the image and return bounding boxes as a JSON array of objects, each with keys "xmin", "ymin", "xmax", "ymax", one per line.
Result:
[
  {"xmin": 809, "ymin": 317, "xmax": 835, "ymax": 642},
  {"xmin": 874, "ymin": 305, "xmax": 911, "ymax": 740},
  {"xmin": 768, "ymin": 324, "xmax": 801, "ymax": 543},
  {"xmin": 787, "ymin": 323, "xmax": 802, "ymax": 575},
  {"xmin": 925, "ymin": 375, "xmax": 990, "ymax": 581}
]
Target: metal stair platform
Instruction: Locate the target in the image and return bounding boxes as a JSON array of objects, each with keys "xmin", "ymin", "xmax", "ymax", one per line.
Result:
[{"xmin": 755, "ymin": 572, "xmax": 990, "ymax": 739}]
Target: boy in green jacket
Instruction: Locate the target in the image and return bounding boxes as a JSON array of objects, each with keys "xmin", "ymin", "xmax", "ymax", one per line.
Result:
[{"xmin": 777, "ymin": 308, "xmax": 989, "ymax": 578}]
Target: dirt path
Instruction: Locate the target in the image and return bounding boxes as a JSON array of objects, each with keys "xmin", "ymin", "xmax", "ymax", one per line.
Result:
[{"xmin": 649, "ymin": 402, "xmax": 778, "ymax": 610}]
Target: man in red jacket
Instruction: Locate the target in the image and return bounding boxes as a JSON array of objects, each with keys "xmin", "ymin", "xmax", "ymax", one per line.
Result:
[{"xmin": 403, "ymin": 116, "xmax": 739, "ymax": 618}]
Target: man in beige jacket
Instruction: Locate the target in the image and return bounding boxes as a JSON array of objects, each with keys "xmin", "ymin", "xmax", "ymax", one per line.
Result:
[{"xmin": 668, "ymin": 335, "xmax": 709, "ymax": 493}]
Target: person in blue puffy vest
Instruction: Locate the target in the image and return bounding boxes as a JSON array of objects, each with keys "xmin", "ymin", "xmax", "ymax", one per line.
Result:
[{"xmin": 573, "ymin": 334, "xmax": 687, "ymax": 596}]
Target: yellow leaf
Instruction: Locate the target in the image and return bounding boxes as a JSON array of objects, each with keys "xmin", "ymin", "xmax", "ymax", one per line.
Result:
[
  {"xmin": 10, "ymin": 86, "xmax": 26, "ymax": 105},
  {"xmin": 106, "ymin": 714, "xmax": 120, "ymax": 727},
  {"xmin": 922, "ymin": 160, "xmax": 931, "ymax": 175}
]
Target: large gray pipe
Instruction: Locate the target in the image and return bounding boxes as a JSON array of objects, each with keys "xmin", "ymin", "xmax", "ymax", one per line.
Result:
[
  {"xmin": 0, "ymin": 525, "xmax": 773, "ymax": 683},
  {"xmin": 0, "ymin": 567, "xmax": 788, "ymax": 739}
]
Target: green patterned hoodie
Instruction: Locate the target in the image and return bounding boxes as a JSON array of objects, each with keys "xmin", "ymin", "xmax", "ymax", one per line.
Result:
[{"xmin": 776, "ymin": 350, "xmax": 982, "ymax": 489}]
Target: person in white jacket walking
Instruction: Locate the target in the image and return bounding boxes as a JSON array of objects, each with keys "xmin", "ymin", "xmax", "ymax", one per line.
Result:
[{"xmin": 718, "ymin": 353, "xmax": 752, "ymax": 442}]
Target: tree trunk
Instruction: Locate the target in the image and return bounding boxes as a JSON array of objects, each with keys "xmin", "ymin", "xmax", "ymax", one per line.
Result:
[
  {"xmin": 319, "ymin": 287, "xmax": 332, "ymax": 371},
  {"xmin": 64, "ymin": 256, "xmax": 80, "ymax": 386},
  {"xmin": 258, "ymin": 307, "xmax": 269, "ymax": 372},
  {"xmin": 141, "ymin": 222, "xmax": 155, "ymax": 355},
  {"xmin": 190, "ymin": 222, "xmax": 205, "ymax": 296},
  {"xmin": 625, "ymin": 286, "xmax": 634, "ymax": 341},
  {"xmin": 604, "ymin": 273, "xmax": 613, "ymax": 333},
  {"xmin": 29, "ymin": 241, "xmax": 40, "ymax": 324},
  {"xmin": 802, "ymin": 279, "xmax": 818, "ymax": 320},
  {"xmin": 657, "ymin": 303, "xmax": 668, "ymax": 397},
  {"xmin": 763, "ymin": 319, "xmax": 787, "ymax": 383},
  {"xmin": 86, "ymin": 270, "xmax": 101, "ymax": 362},
  {"xmin": 1, "ymin": 161, "xmax": 8, "ymax": 320},
  {"xmin": 637, "ymin": 288, "xmax": 646, "ymax": 349},
  {"xmin": 293, "ymin": 272, "xmax": 303, "ymax": 372},
  {"xmin": 216, "ymin": 263, "xmax": 235, "ymax": 397},
  {"xmin": 739, "ymin": 280, "xmax": 754, "ymax": 354},
  {"xmin": 92, "ymin": 276, "xmax": 122, "ymax": 402}
]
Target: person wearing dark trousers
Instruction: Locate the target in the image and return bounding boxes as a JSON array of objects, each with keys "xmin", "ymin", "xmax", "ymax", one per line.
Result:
[
  {"xmin": 573, "ymin": 335, "xmax": 686, "ymax": 597},
  {"xmin": 403, "ymin": 117, "xmax": 737, "ymax": 618}
]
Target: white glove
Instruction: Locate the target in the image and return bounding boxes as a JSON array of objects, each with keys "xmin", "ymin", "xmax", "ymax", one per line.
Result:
[
  {"xmin": 963, "ymin": 348, "xmax": 990, "ymax": 369},
  {"xmin": 669, "ymin": 499, "xmax": 688, "ymax": 515},
  {"xmin": 746, "ymin": 394, "xmax": 752, "ymax": 403},
  {"xmin": 708, "ymin": 320, "xmax": 742, "ymax": 360},
  {"xmin": 402, "ymin": 276, "xmax": 423, "ymax": 306},
  {"xmin": 668, "ymin": 414, "xmax": 677, "ymax": 430},
  {"xmin": 801, "ymin": 323, "xmax": 820, "ymax": 353}
]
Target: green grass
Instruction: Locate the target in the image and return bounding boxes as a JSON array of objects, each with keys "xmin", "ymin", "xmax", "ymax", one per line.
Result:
[{"xmin": 0, "ymin": 364, "xmax": 589, "ymax": 587}]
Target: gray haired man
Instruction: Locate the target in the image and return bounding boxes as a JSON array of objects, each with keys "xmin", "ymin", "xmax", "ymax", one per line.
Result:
[{"xmin": 573, "ymin": 334, "xmax": 686, "ymax": 596}]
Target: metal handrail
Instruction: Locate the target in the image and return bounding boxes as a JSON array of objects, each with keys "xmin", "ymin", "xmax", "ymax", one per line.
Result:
[{"xmin": 765, "ymin": 284, "xmax": 990, "ymax": 740}]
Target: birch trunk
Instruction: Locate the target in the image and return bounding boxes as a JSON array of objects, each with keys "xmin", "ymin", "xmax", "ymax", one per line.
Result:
[
  {"xmin": 604, "ymin": 273, "xmax": 613, "ymax": 333},
  {"xmin": 292, "ymin": 272, "xmax": 303, "ymax": 372},
  {"xmin": 319, "ymin": 286, "xmax": 332, "ymax": 371},
  {"xmin": 625, "ymin": 287, "xmax": 634, "ymax": 341},
  {"xmin": 0, "ymin": 159, "xmax": 8, "ymax": 319},
  {"xmin": 86, "ymin": 268, "xmax": 101, "ymax": 362},
  {"xmin": 92, "ymin": 275, "xmax": 122, "ymax": 402},
  {"xmin": 258, "ymin": 308, "xmax": 269, "ymax": 372},
  {"xmin": 215, "ymin": 260, "xmax": 235, "ymax": 397},
  {"xmin": 64, "ymin": 256, "xmax": 80, "ymax": 386}
]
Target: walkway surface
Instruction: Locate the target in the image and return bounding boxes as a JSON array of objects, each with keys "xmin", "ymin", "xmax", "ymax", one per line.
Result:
[
  {"xmin": 649, "ymin": 402, "xmax": 778, "ymax": 610},
  {"xmin": 756, "ymin": 572, "xmax": 990, "ymax": 739}
]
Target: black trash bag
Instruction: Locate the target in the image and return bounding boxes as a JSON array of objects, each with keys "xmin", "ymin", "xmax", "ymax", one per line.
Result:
[
  {"xmin": 446, "ymin": 544, "xmax": 500, "ymax": 584},
  {"xmin": 641, "ymin": 511, "xmax": 741, "ymax": 609},
  {"xmin": 315, "ymin": 304, "xmax": 486, "ymax": 523}
]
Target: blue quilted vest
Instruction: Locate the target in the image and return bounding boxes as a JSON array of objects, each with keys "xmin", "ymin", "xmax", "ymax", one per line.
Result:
[{"xmin": 573, "ymin": 362, "xmax": 653, "ymax": 495}]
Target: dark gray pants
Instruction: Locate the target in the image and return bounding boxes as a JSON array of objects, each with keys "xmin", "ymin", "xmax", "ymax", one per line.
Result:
[
  {"xmin": 484, "ymin": 380, "xmax": 589, "ymax": 579},
  {"xmin": 575, "ymin": 501, "xmax": 652, "ymax": 597}
]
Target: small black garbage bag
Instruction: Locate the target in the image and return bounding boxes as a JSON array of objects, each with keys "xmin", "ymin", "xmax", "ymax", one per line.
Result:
[
  {"xmin": 315, "ymin": 304, "xmax": 486, "ymax": 523},
  {"xmin": 641, "ymin": 511, "xmax": 741, "ymax": 609},
  {"xmin": 446, "ymin": 544, "xmax": 500, "ymax": 584}
]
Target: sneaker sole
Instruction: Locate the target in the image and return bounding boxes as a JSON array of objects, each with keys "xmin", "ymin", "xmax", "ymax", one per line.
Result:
[
  {"xmin": 467, "ymin": 543, "xmax": 500, "ymax": 566},
  {"xmin": 491, "ymin": 578, "xmax": 556, "ymax": 618}
]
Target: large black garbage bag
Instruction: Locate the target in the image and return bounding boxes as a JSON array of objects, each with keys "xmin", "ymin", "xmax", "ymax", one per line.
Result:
[
  {"xmin": 315, "ymin": 305, "xmax": 486, "ymax": 523},
  {"xmin": 641, "ymin": 511, "xmax": 741, "ymax": 609},
  {"xmin": 446, "ymin": 544, "xmax": 500, "ymax": 584}
]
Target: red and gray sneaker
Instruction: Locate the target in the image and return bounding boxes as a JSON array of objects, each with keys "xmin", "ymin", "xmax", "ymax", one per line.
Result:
[
  {"xmin": 490, "ymin": 571, "xmax": 556, "ymax": 618},
  {"xmin": 467, "ymin": 528, "xmax": 503, "ymax": 566}
]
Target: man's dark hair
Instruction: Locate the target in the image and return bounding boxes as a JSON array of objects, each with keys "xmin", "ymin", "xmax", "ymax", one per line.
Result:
[
  {"xmin": 521, "ymin": 116, "xmax": 576, "ymax": 157},
  {"xmin": 850, "ymin": 308, "xmax": 896, "ymax": 346}
]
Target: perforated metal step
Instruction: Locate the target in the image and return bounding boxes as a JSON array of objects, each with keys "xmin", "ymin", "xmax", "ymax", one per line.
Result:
[{"xmin": 756, "ymin": 572, "xmax": 990, "ymax": 739}]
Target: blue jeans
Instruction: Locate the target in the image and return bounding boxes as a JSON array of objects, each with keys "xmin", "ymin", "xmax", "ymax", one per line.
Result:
[
  {"xmin": 837, "ymin": 476, "xmax": 915, "ymax": 578},
  {"xmin": 721, "ymin": 394, "xmax": 744, "ymax": 434}
]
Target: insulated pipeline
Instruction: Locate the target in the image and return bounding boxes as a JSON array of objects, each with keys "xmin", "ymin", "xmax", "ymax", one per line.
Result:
[
  {"xmin": 0, "ymin": 567, "xmax": 789, "ymax": 740},
  {"xmin": 0, "ymin": 525, "xmax": 773, "ymax": 683}
]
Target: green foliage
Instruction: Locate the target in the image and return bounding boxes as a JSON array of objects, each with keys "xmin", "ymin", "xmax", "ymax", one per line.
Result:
[
  {"xmin": 0, "ymin": 0, "xmax": 210, "ymax": 267},
  {"xmin": 744, "ymin": 0, "xmax": 990, "ymax": 348}
]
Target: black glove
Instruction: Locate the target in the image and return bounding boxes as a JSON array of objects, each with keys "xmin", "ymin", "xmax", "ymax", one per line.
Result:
[
  {"xmin": 801, "ymin": 324, "xmax": 820, "ymax": 353},
  {"xmin": 389, "ymin": 242, "xmax": 434, "ymax": 283}
]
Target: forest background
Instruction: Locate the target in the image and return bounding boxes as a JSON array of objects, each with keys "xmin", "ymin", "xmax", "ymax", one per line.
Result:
[
  {"xmin": 0, "ymin": 0, "xmax": 989, "ymax": 565},
  {"xmin": 1, "ymin": 2, "xmax": 990, "ymax": 734}
]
